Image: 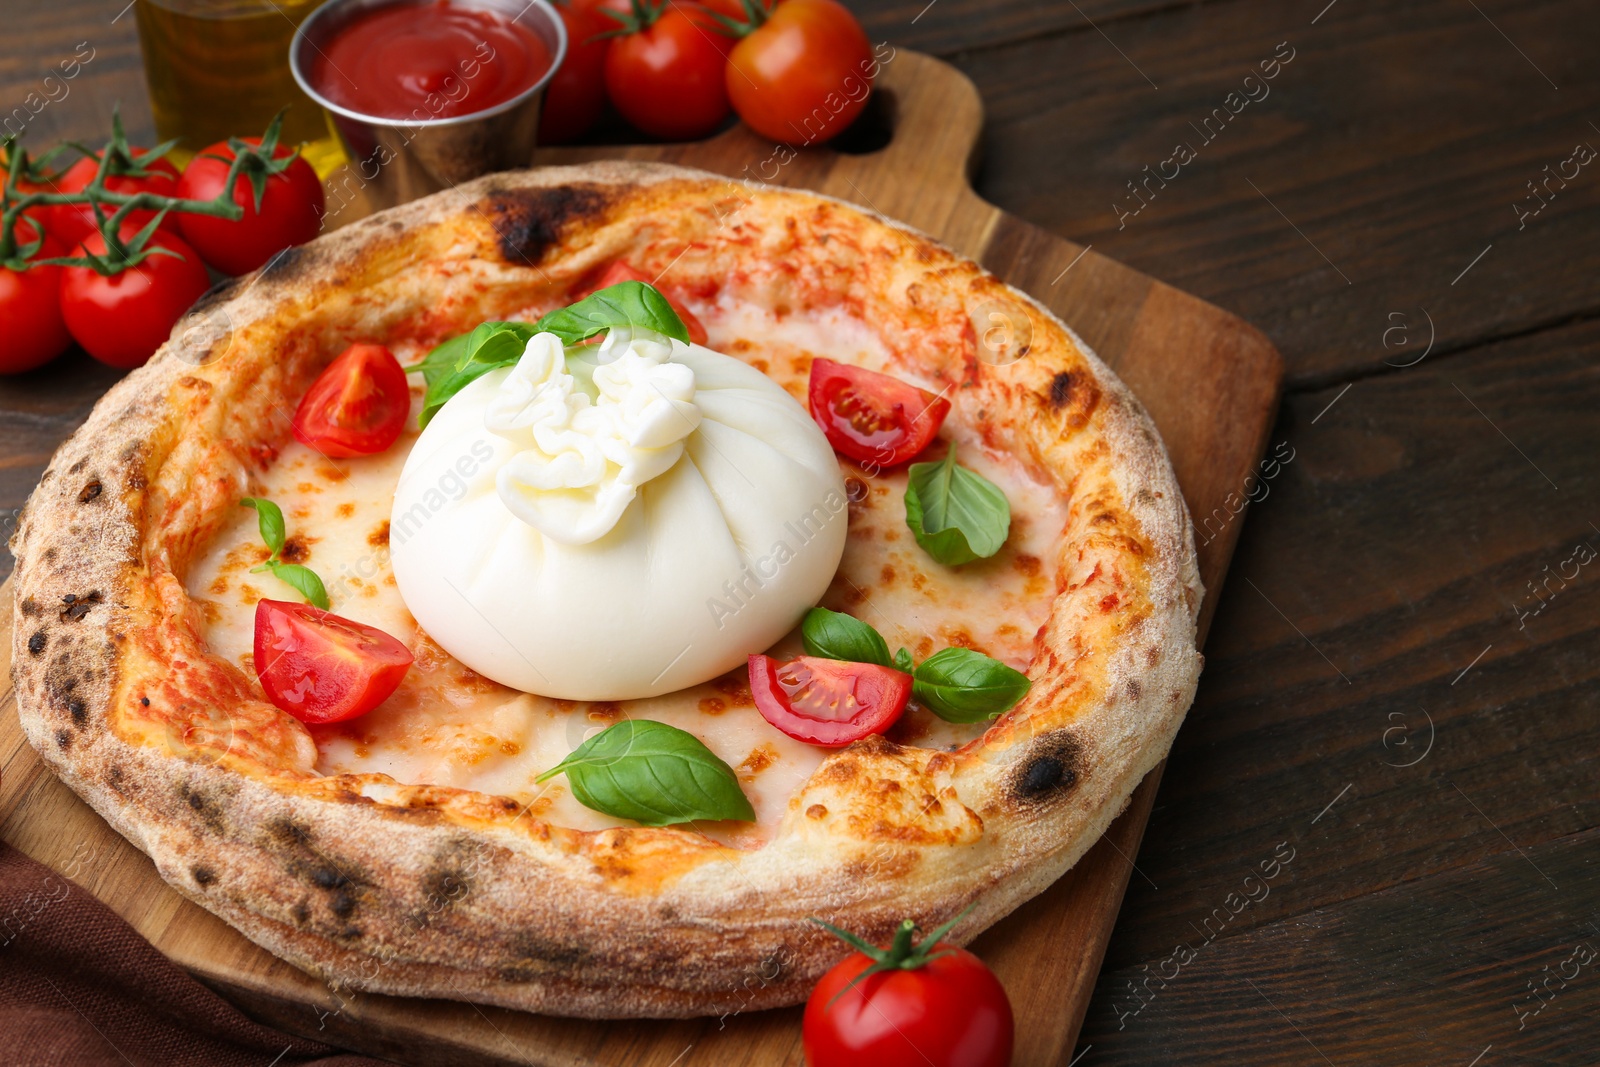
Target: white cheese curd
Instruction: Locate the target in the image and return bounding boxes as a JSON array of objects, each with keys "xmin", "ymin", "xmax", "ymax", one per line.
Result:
[{"xmin": 389, "ymin": 329, "xmax": 847, "ymax": 701}]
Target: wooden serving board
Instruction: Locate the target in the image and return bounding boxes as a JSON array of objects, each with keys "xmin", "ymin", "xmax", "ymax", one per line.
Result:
[{"xmin": 0, "ymin": 52, "xmax": 1281, "ymax": 1067}]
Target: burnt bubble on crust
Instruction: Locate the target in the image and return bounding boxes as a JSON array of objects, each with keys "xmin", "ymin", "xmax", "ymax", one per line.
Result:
[
  {"xmin": 1008, "ymin": 729, "xmax": 1084, "ymax": 805},
  {"xmin": 484, "ymin": 183, "xmax": 613, "ymax": 268}
]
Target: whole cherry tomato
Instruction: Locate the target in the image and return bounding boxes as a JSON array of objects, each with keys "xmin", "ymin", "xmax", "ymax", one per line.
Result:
[
  {"xmin": 292, "ymin": 343, "xmax": 411, "ymax": 457},
  {"xmin": 581, "ymin": 261, "xmax": 708, "ymax": 345},
  {"xmin": 176, "ymin": 136, "xmax": 324, "ymax": 276},
  {"xmin": 254, "ymin": 599, "xmax": 413, "ymax": 724},
  {"xmin": 52, "ymin": 148, "xmax": 183, "ymax": 248},
  {"xmin": 59, "ymin": 227, "xmax": 211, "ymax": 370},
  {"xmin": 0, "ymin": 149, "xmax": 63, "ymax": 242},
  {"xmin": 804, "ymin": 915, "xmax": 1015, "ymax": 1067},
  {"xmin": 726, "ymin": 0, "xmax": 874, "ymax": 144},
  {"xmin": 604, "ymin": 0, "xmax": 731, "ymax": 140},
  {"xmin": 748, "ymin": 654, "xmax": 911, "ymax": 747},
  {"xmin": 808, "ymin": 358, "xmax": 950, "ymax": 467},
  {"xmin": 0, "ymin": 218, "xmax": 72, "ymax": 374},
  {"xmin": 541, "ymin": 0, "xmax": 616, "ymax": 143}
]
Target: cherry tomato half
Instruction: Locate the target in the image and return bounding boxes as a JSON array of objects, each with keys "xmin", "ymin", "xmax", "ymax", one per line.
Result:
[
  {"xmin": 727, "ymin": 0, "xmax": 873, "ymax": 144},
  {"xmin": 176, "ymin": 136, "xmax": 324, "ymax": 276},
  {"xmin": 808, "ymin": 358, "xmax": 951, "ymax": 467},
  {"xmin": 254, "ymin": 599, "xmax": 413, "ymax": 724},
  {"xmin": 59, "ymin": 227, "xmax": 212, "ymax": 370},
  {"xmin": 540, "ymin": 0, "xmax": 614, "ymax": 143},
  {"xmin": 584, "ymin": 261, "xmax": 708, "ymax": 345},
  {"xmin": 292, "ymin": 343, "xmax": 411, "ymax": 458},
  {"xmin": 748, "ymin": 654, "xmax": 910, "ymax": 747},
  {"xmin": 0, "ymin": 219, "xmax": 71, "ymax": 374},
  {"xmin": 804, "ymin": 938, "xmax": 1014, "ymax": 1067},
  {"xmin": 52, "ymin": 149, "xmax": 183, "ymax": 248},
  {"xmin": 605, "ymin": 3, "xmax": 731, "ymax": 140}
]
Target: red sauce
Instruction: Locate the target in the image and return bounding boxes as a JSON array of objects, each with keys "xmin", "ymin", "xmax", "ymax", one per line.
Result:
[{"xmin": 312, "ymin": 1, "xmax": 552, "ymax": 121}]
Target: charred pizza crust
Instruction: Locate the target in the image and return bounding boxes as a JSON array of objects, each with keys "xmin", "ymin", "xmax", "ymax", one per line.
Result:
[{"xmin": 9, "ymin": 162, "xmax": 1202, "ymax": 1018}]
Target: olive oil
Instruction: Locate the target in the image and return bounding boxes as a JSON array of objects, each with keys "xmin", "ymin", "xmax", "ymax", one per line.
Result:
[{"xmin": 134, "ymin": 0, "xmax": 345, "ymax": 175}]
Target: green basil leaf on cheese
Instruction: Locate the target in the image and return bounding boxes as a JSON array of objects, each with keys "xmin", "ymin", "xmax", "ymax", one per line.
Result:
[
  {"xmin": 239, "ymin": 497, "xmax": 286, "ymax": 556},
  {"xmin": 893, "ymin": 647, "xmax": 915, "ymax": 674},
  {"xmin": 460, "ymin": 320, "xmax": 542, "ymax": 369},
  {"xmin": 801, "ymin": 607, "xmax": 893, "ymax": 668},
  {"xmin": 535, "ymin": 720, "xmax": 754, "ymax": 827},
  {"xmin": 533, "ymin": 280, "xmax": 689, "ymax": 347},
  {"xmin": 911, "ymin": 647, "xmax": 1031, "ymax": 723},
  {"xmin": 263, "ymin": 561, "xmax": 330, "ymax": 610},
  {"xmin": 410, "ymin": 332, "xmax": 473, "ymax": 387},
  {"xmin": 417, "ymin": 322, "xmax": 542, "ymax": 428},
  {"xmin": 903, "ymin": 444, "xmax": 1011, "ymax": 566}
]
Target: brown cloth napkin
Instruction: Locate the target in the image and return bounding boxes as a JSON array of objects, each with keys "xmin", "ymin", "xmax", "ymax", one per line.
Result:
[{"xmin": 0, "ymin": 841, "xmax": 394, "ymax": 1066}]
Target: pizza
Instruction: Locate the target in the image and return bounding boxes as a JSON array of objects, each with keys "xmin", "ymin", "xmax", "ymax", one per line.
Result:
[{"xmin": 9, "ymin": 162, "xmax": 1203, "ymax": 1018}]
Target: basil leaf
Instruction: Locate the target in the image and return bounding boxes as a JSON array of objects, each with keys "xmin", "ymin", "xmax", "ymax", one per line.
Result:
[
  {"xmin": 263, "ymin": 561, "xmax": 330, "ymax": 610},
  {"xmin": 534, "ymin": 280, "xmax": 689, "ymax": 346},
  {"xmin": 904, "ymin": 444, "xmax": 1011, "ymax": 566},
  {"xmin": 535, "ymin": 720, "xmax": 754, "ymax": 827},
  {"xmin": 801, "ymin": 607, "xmax": 893, "ymax": 668},
  {"xmin": 240, "ymin": 497, "xmax": 286, "ymax": 556},
  {"xmin": 911, "ymin": 647, "xmax": 1031, "ymax": 723},
  {"xmin": 418, "ymin": 322, "xmax": 541, "ymax": 429},
  {"xmin": 893, "ymin": 648, "xmax": 914, "ymax": 673},
  {"xmin": 410, "ymin": 332, "xmax": 472, "ymax": 387}
]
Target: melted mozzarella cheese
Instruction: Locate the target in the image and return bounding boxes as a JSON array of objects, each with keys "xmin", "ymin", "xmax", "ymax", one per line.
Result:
[{"xmin": 185, "ymin": 310, "xmax": 1069, "ymax": 846}]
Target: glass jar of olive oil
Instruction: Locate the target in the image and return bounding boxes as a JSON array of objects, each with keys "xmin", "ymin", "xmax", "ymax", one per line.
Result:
[{"xmin": 134, "ymin": 0, "xmax": 345, "ymax": 175}]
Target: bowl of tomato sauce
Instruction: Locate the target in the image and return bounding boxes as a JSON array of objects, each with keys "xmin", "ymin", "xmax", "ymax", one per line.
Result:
[{"xmin": 290, "ymin": 0, "xmax": 566, "ymax": 208}]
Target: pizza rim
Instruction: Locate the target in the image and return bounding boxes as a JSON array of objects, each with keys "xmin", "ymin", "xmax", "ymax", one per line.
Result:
[{"xmin": 9, "ymin": 161, "xmax": 1203, "ymax": 1017}]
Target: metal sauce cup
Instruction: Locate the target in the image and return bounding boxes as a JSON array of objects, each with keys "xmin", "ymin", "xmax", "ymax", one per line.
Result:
[{"xmin": 290, "ymin": 0, "xmax": 567, "ymax": 209}]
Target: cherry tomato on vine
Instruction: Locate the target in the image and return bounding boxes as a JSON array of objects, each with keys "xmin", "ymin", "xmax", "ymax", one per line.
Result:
[
  {"xmin": 254, "ymin": 599, "xmax": 413, "ymax": 724},
  {"xmin": 541, "ymin": 0, "xmax": 616, "ymax": 143},
  {"xmin": 808, "ymin": 358, "xmax": 950, "ymax": 467},
  {"xmin": 52, "ymin": 149, "xmax": 183, "ymax": 248},
  {"xmin": 292, "ymin": 343, "xmax": 411, "ymax": 457},
  {"xmin": 584, "ymin": 261, "xmax": 708, "ymax": 345},
  {"xmin": 748, "ymin": 653, "xmax": 911, "ymax": 747},
  {"xmin": 0, "ymin": 218, "xmax": 72, "ymax": 374},
  {"xmin": 0, "ymin": 150, "xmax": 62, "ymax": 242},
  {"xmin": 725, "ymin": 0, "xmax": 874, "ymax": 144},
  {"xmin": 59, "ymin": 227, "xmax": 211, "ymax": 370},
  {"xmin": 804, "ymin": 914, "xmax": 1015, "ymax": 1067},
  {"xmin": 604, "ymin": 0, "xmax": 731, "ymax": 140},
  {"xmin": 176, "ymin": 136, "xmax": 324, "ymax": 276}
]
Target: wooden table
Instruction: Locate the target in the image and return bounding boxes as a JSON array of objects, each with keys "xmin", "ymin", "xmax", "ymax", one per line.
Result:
[{"xmin": 3, "ymin": 2, "xmax": 1597, "ymax": 1064}]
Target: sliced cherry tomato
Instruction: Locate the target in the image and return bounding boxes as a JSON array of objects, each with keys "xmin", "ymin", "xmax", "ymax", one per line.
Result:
[
  {"xmin": 59, "ymin": 227, "xmax": 211, "ymax": 370},
  {"xmin": 175, "ymin": 136, "xmax": 324, "ymax": 276},
  {"xmin": 541, "ymin": 1, "xmax": 614, "ymax": 143},
  {"xmin": 726, "ymin": 0, "xmax": 873, "ymax": 144},
  {"xmin": 52, "ymin": 149, "xmax": 183, "ymax": 248},
  {"xmin": 253, "ymin": 599, "xmax": 413, "ymax": 724},
  {"xmin": 604, "ymin": 2, "xmax": 731, "ymax": 140},
  {"xmin": 748, "ymin": 654, "xmax": 910, "ymax": 747},
  {"xmin": 808, "ymin": 358, "xmax": 950, "ymax": 467},
  {"xmin": 585, "ymin": 261, "xmax": 708, "ymax": 345},
  {"xmin": 0, "ymin": 218, "xmax": 71, "ymax": 374},
  {"xmin": 292, "ymin": 343, "xmax": 411, "ymax": 457},
  {"xmin": 804, "ymin": 921, "xmax": 1014, "ymax": 1067}
]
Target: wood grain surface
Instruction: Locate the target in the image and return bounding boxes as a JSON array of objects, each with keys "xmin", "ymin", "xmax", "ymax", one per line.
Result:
[{"xmin": 3, "ymin": 1, "xmax": 1598, "ymax": 1064}]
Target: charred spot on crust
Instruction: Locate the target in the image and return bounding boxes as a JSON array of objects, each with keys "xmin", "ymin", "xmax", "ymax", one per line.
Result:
[
  {"xmin": 486, "ymin": 184, "xmax": 612, "ymax": 268},
  {"xmin": 192, "ymin": 866, "xmax": 216, "ymax": 887},
  {"xmin": 189, "ymin": 276, "xmax": 243, "ymax": 318},
  {"xmin": 1009, "ymin": 730, "xmax": 1083, "ymax": 805},
  {"xmin": 422, "ymin": 865, "xmax": 472, "ymax": 912},
  {"xmin": 268, "ymin": 817, "xmax": 314, "ymax": 848},
  {"xmin": 55, "ymin": 729, "xmax": 71, "ymax": 749},
  {"xmin": 68, "ymin": 701, "xmax": 86, "ymax": 726},
  {"xmin": 60, "ymin": 590, "xmax": 103, "ymax": 622},
  {"xmin": 503, "ymin": 932, "xmax": 592, "ymax": 977},
  {"xmin": 311, "ymin": 867, "xmax": 349, "ymax": 890},
  {"xmin": 292, "ymin": 900, "xmax": 311, "ymax": 926},
  {"xmin": 20, "ymin": 597, "xmax": 40, "ymax": 618},
  {"xmin": 1049, "ymin": 371, "xmax": 1078, "ymax": 408},
  {"xmin": 78, "ymin": 481, "xmax": 102, "ymax": 504},
  {"xmin": 1047, "ymin": 369, "xmax": 1102, "ymax": 427},
  {"xmin": 330, "ymin": 890, "xmax": 357, "ymax": 919},
  {"xmin": 28, "ymin": 631, "xmax": 45, "ymax": 656},
  {"xmin": 180, "ymin": 784, "xmax": 227, "ymax": 833},
  {"xmin": 259, "ymin": 245, "xmax": 311, "ymax": 283},
  {"xmin": 279, "ymin": 537, "xmax": 310, "ymax": 564}
]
